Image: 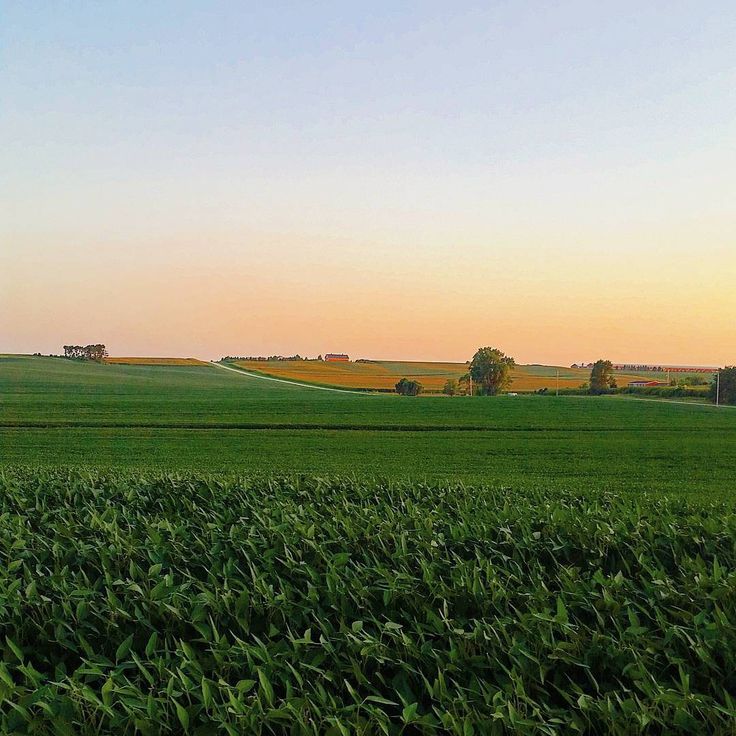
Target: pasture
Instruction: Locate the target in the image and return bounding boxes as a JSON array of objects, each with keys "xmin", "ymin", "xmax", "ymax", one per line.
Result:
[{"xmin": 230, "ymin": 359, "xmax": 653, "ymax": 392}]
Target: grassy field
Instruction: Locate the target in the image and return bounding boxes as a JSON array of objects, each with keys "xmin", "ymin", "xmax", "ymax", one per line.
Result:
[
  {"xmin": 1, "ymin": 356, "xmax": 734, "ymax": 491},
  {"xmin": 230, "ymin": 359, "xmax": 654, "ymax": 392}
]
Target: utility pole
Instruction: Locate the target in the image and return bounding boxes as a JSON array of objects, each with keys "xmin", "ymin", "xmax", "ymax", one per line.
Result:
[
  {"xmin": 716, "ymin": 370, "xmax": 721, "ymax": 407},
  {"xmin": 469, "ymin": 373, "xmax": 473, "ymax": 397},
  {"xmin": 556, "ymin": 368, "xmax": 559, "ymax": 396}
]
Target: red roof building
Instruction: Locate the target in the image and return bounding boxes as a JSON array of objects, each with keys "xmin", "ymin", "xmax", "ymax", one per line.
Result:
[{"xmin": 324, "ymin": 353, "xmax": 349, "ymax": 362}]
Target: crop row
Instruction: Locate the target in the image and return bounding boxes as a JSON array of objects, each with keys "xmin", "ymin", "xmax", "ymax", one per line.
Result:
[{"xmin": 0, "ymin": 469, "xmax": 735, "ymax": 733}]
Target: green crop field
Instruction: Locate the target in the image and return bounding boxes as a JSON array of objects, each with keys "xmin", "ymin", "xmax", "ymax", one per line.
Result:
[
  {"xmin": 1, "ymin": 355, "xmax": 735, "ymax": 733},
  {"xmin": 1, "ymin": 356, "xmax": 735, "ymax": 490},
  {"xmin": 1, "ymin": 470, "xmax": 735, "ymax": 734}
]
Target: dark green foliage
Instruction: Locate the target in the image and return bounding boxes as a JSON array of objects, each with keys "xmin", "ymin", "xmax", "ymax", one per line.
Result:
[
  {"xmin": 395, "ymin": 378, "xmax": 423, "ymax": 396},
  {"xmin": 469, "ymin": 347, "xmax": 515, "ymax": 395},
  {"xmin": 62, "ymin": 344, "xmax": 108, "ymax": 361},
  {"xmin": 0, "ymin": 469, "xmax": 735, "ymax": 733},
  {"xmin": 619, "ymin": 385, "xmax": 709, "ymax": 399},
  {"xmin": 710, "ymin": 367, "xmax": 736, "ymax": 405},
  {"xmin": 589, "ymin": 359, "xmax": 615, "ymax": 395},
  {"xmin": 442, "ymin": 379, "xmax": 457, "ymax": 396}
]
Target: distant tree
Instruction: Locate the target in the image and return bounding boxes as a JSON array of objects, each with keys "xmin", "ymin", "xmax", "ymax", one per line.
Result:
[
  {"xmin": 469, "ymin": 347, "xmax": 515, "ymax": 395},
  {"xmin": 87, "ymin": 344, "xmax": 108, "ymax": 362},
  {"xmin": 442, "ymin": 379, "xmax": 458, "ymax": 396},
  {"xmin": 589, "ymin": 359, "xmax": 615, "ymax": 394},
  {"xmin": 63, "ymin": 344, "xmax": 108, "ymax": 362},
  {"xmin": 710, "ymin": 367, "xmax": 736, "ymax": 405},
  {"xmin": 395, "ymin": 378, "xmax": 423, "ymax": 396}
]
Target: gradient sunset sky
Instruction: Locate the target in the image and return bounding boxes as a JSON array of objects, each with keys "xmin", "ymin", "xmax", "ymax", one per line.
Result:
[{"xmin": 2, "ymin": 1, "xmax": 735, "ymax": 364}]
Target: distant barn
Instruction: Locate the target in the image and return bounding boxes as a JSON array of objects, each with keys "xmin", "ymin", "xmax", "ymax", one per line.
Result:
[{"xmin": 325, "ymin": 353, "xmax": 349, "ymax": 362}]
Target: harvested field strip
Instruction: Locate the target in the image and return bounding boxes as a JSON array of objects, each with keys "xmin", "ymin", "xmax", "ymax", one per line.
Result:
[
  {"xmin": 104, "ymin": 357, "xmax": 209, "ymax": 366},
  {"xmin": 213, "ymin": 361, "xmax": 362, "ymax": 392}
]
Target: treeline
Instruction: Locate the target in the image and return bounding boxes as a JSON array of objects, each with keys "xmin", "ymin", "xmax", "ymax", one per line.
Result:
[
  {"xmin": 614, "ymin": 363, "xmax": 714, "ymax": 373},
  {"xmin": 615, "ymin": 363, "xmax": 668, "ymax": 372},
  {"xmin": 221, "ymin": 355, "xmax": 323, "ymax": 362},
  {"xmin": 63, "ymin": 344, "xmax": 108, "ymax": 362},
  {"xmin": 556, "ymin": 385, "xmax": 710, "ymax": 399}
]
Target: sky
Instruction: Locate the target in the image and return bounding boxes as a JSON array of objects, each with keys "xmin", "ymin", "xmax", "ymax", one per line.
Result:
[{"xmin": 2, "ymin": 1, "xmax": 735, "ymax": 365}]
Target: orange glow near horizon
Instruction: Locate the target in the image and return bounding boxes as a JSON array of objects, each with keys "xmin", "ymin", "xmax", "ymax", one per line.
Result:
[
  {"xmin": 3, "ymin": 4, "xmax": 735, "ymax": 365},
  {"xmin": 4, "ymin": 220, "xmax": 735, "ymax": 366}
]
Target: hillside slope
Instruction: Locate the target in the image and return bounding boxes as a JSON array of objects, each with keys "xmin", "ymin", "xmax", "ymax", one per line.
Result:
[{"xmin": 230, "ymin": 359, "xmax": 650, "ymax": 392}]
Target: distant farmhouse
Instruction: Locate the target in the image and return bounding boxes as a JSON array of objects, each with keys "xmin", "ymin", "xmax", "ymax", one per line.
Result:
[{"xmin": 325, "ymin": 353, "xmax": 349, "ymax": 362}]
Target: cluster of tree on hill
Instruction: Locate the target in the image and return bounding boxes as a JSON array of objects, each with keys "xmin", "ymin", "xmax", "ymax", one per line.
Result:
[
  {"xmin": 63, "ymin": 344, "xmax": 108, "ymax": 362},
  {"xmin": 396, "ymin": 347, "xmax": 516, "ymax": 397},
  {"xmin": 613, "ymin": 363, "xmax": 664, "ymax": 372},
  {"xmin": 220, "ymin": 355, "xmax": 323, "ymax": 362}
]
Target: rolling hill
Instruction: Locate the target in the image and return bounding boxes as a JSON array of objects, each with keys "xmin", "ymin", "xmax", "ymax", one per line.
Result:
[{"xmin": 228, "ymin": 358, "xmax": 653, "ymax": 392}]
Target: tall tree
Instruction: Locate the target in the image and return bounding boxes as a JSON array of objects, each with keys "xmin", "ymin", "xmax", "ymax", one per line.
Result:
[
  {"xmin": 710, "ymin": 367, "xmax": 736, "ymax": 405},
  {"xmin": 589, "ymin": 359, "xmax": 615, "ymax": 394},
  {"xmin": 468, "ymin": 347, "xmax": 515, "ymax": 395}
]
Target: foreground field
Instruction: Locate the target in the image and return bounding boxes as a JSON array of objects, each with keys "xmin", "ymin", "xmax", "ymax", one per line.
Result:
[
  {"xmin": 2, "ymin": 357, "xmax": 735, "ymax": 491},
  {"xmin": 1, "ymin": 469, "xmax": 734, "ymax": 734},
  {"xmin": 230, "ymin": 359, "xmax": 652, "ymax": 392}
]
